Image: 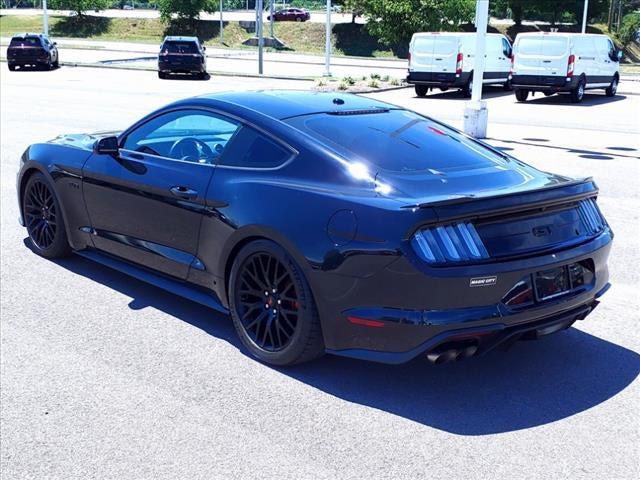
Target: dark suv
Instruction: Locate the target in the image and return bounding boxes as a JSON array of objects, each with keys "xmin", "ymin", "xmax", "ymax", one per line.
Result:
[
  {"xmin": 7, "ymin": 33, "xmax": 59, "ymax": 71},
  {"xmin": 158, "ymin": 36, "xmax": 207, "ymax": 80}
]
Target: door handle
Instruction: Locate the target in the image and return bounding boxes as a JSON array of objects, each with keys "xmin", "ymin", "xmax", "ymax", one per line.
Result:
[{"xmin": 170, "ymin": 186, "xmax": 198, "ymax": 200}]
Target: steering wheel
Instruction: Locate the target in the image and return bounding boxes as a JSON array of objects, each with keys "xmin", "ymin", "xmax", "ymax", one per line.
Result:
[{"xmin": 169, "ymin": 137, "xmax": 214, "ymax": 163}]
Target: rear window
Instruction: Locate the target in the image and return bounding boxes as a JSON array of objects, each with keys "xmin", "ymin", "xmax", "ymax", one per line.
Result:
[
  {"xmin": 10, "ymin": 37, "xmax": 41, "ymax": 47},
  {"xmin": 518, "ymin": 36, "xmax": 568, "ymax": 56},
  {"xmin": 413, "ymin": 36, "xmax": 457, "ymax": 55},
  {"xmin": 163, "ymin": 41, "xmax": 198, "ymax": 54},
  {"xmin": 288, "ymin": 109, "xmax": 508, "ymax": 173}
]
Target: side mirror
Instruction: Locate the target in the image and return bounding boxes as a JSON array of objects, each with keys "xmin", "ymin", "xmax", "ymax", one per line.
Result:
[
  {"xmin": 202, "ymin": 46, "xmax": 206, "ymax": 51},
  {"xmin": 94, "ymin": 136, "xmax": 119, "ymax": 155},
  {"xmin": 616, "ymin": 50, "xmax": 623, "ymax": 61},
  {"xmin": 52, "ymin": 41, "xmax": 57, "ymax": 46}
]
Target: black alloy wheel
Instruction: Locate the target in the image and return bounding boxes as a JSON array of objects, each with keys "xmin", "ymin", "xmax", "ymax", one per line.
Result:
[
  {"xmin": 229, "ymin": 240, "xmax": 324, "ymax": 366},
  {"xmin": 22, "ymin": 173, "xmax": 71, "ymax": 258}
]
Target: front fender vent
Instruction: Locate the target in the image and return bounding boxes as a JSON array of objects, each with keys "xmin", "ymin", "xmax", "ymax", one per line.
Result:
[{"xmin": 412, "ymin": 222, "xmax": 490, "ymax": 264}]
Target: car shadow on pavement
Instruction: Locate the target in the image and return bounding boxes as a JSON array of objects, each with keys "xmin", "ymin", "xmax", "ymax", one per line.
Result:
[
  {"xmin": 51, "ymin": 251, "xmax": 640, "ymax": 437},
  {"xmin": 416, "ymin": 87, "xmax": 513, "ymax": 100},
  {"xmin": 520, "ymin": 93, "xmax": 627, "ymax": 106}
]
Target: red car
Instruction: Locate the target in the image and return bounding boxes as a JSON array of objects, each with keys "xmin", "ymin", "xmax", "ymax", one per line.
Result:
[{"xmin": 268, "ymin": 8, "xmax": 310, "ymax": 22}]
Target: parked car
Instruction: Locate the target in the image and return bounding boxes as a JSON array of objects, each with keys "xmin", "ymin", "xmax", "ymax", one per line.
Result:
[
  {"xmin": 407, "ymin": 32, "xmax": 513, "ymax": 98},
  {"xmin": 511, "ymin": 32, "xmax": 622, "ymax": 103},
  {"xmin": 158, "ymin": 36, "xmax": 207, "ymax": 80},
  {"xmin": 7, "ymin": 33, "xmax": 59, "ymax": 71},
  {"xmin": 16, "ymin": 91, "xmax": 612, "ymax": 366},
  {"xmin": 268, "ymin": 8, "xmax": 310, "ymax": 22}
]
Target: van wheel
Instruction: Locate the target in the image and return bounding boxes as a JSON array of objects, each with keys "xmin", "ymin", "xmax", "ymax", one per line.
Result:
[
  {"xmin": 570, "ymin": 78, "xmax": 585, "ymax": 103},
  {"xmin": 414, "ymin": 85, "xmax": 428, "ymax": 97},
  {"xmin": 605, "ymin": 76, "xmax": 618, "ymax": 97},
  {"xmin": 461, "ymin": 77, "xmax": 473, "ymax": 98},
  {"xmin": 515, "ymin": 89, "xmax": 529, "ymax": 102}
]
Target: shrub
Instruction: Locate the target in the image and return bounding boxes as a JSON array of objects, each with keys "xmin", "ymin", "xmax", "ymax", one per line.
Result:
[
  {"xmin": 619, "ymin": 12, "xmax": 640, "ymax": 46},
  {"xmin": 342, "ymin": 76, "xmax": 356, "ymax": 86},
  {"xmin": 367, "ymin": 79, "xmax": 380, "ymax": 88},
  {"xmin": 338, "ymin": 82, "xmax": 349, "ymax": 90}
]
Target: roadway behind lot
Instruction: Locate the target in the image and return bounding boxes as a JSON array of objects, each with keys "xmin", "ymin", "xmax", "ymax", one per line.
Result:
[{"xmin": 1, "ymin": 67, "xmax": 639, "ymax": 479}]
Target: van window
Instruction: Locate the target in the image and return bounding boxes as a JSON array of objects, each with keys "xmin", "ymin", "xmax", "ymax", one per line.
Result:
[
  {"xmin": 539, "ymin": 36, "xmax": 568, "ymax": 56},
  {"xmin": 433, "ymin": 37, "xmax": 457, "ymax": 55},
  {"xmin": 516, "ymin": 37, "xmax": 540, "ymax": 56},
  {"xmin": 413, "ymin": 37, "xmax": 432, "ymax": 54}
]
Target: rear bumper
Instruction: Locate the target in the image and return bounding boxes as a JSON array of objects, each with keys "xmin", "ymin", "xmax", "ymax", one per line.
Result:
[
  {"xmin": 7, "ymin": 56, "xmax": 50, "ymax": 65},
  {"xmin": 158, "ymin": 58, "xmax": 205, "ymax": 74},
  {"xmin": 406, "ymin": 71, "xmax": 471, "ymax": 88},
  {"xmin": 512, "ymin": 74, "xmax": 579, "ymax": 92},
  {"xmin": 314, "ymin": 229, "xmax": 613, "ymax": 364}
]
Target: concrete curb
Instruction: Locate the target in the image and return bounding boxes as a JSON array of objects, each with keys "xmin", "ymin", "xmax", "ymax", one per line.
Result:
[{"xmin": 0, "ymin": 57, "xmax": 315, "ymax": 82}]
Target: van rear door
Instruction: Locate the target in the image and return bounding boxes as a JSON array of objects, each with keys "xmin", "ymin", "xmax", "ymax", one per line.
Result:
[
  {"xmin": 537, "ymin": 35, "xmax": 570, "ymax": 83},
  {"xmin": 410, "ymin": 34, "xmax": 458, "ymax": 79},
  {"xmin": 514, "ymin": 35, "xmax": 543, "ymax": 78}
]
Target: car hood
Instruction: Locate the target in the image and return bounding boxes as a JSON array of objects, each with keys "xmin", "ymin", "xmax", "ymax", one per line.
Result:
[
  {"xmin": 375, "ymin": 160, "xmax": 572, "ymax": 207},
  {"xmin": 49, "ymin": 130, "xmax": 121, "ymax": 150}
]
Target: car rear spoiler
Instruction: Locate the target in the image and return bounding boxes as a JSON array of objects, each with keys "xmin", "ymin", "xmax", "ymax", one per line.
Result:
[{"xmin": 403, "ymin": 177, "xmax": 599, "ymax": 225}]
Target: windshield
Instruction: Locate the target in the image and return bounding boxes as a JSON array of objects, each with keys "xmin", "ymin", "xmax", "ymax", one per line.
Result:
[
  {"xmin": 287, "ymin": 109, "xmax": 509, "ymax": 173},
  {"xmin": 10, "ymin": 37, "xmax": 42, "ymax": 48},
  {"xmin": 163, "ymin": 42, "xmax": 198, "ymax": 54}
]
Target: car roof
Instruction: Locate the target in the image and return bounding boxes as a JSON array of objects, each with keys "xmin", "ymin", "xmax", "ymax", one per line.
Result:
[
  {"xmin": 191, "ymin": 90, "xmax": 396, "ymax": 120},
  {"xmin": 163, "ymin": 36, "xmax": 199, "ymax": 42},
  {"xmin": 515, "ymin": 32, "xmax": 609, "ymax": 38},
  {"xmin": 412, "ymin": 32, "xmax": 503, "ymax": 38},
  {"xmin": 11, "ymin": 32, "xmax": 45, "ymax": 39}
]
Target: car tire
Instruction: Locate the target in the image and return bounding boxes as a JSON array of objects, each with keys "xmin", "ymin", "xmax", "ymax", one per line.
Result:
[
  {"xmin": 439, "ymin": 87, "xmax": 449, "ymax": 92},
  {"xmin": 229, "ymin": 239, "xmax": 324, "ymax": 366},
  {"xmin": 158, "ymin": 71, "xmax": 167, "ymax": 79},
  {"xmin": 22, "ymin": 172, "xmax": 72, "ymax": 259},
  {"xmin": 543, "ymin": 92, "xmax": 554, "ymax": 97},
  {"xmin": 570, "ymin": 77, "xmax": 585, "ymax": 103},
  {"xmin": 8, "ymin": 64, "xmax": 16, "ymax": 71},
  {"xmin": 461, "ymin": 77, "xmax": 473, "ymax": 98},
  {"xmin": 605, "ymin": 76, "xmax": 618, "ymax": 97},
  {"xmin": 296, "ymin": 17, "xmax": 302, "ymax": 22},
  {"xmin": 414, "ymin": 85, "xmax": 428, "ymax": 97},
  {"xmin": 515, "ymin": 89, "xmax": 529, "ymax": 102},
  {"xmin": 53, "ymin": 58, "xmax": 59, "ymax": 68}
]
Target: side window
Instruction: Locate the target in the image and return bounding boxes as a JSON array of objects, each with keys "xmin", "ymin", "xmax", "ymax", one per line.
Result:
[
  {"xmin": 606, "ymin": 39, "xmax": 615, "ymax": 57},
  {"xmin": 502, "ymin": 38, "xmax": 511, "ymax": 56},
  {"xmin": 218, "ymin": 126, "xmax": 292, "ymax": 169},
  {"xmin": 123, "ymin": 109, "xmax": 240, "ymax": 164}
]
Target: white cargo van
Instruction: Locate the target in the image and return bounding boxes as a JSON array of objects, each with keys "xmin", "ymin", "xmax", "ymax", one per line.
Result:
[
  {"xmin": 406, "ymin": 32, "xmax": 513, "ymax": 98},
  {"xmin": 511, "ymin": 32, "xmax": 622, "ymax": 103}
]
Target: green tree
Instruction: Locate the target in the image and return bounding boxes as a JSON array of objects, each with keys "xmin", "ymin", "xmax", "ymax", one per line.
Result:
[
  {"xmin": 619, "ymin": 11, "xmax": 640, "ymax": 44},
  {"xmin": 48, "ymin": 0, "xmax": 110, "ymax": 16},
  {"xmin": 157, "ymin": 0, "xmax": 217, "ymax": 23},
  {"xmin": 359, "ymin": 0, "xmax": 475, "ymax": 46}
]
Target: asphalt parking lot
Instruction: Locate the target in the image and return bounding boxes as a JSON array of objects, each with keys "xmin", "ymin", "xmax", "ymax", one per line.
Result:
[{"xmin": 1, "ymin": 67, "xmax": 639, "ymax": 479}]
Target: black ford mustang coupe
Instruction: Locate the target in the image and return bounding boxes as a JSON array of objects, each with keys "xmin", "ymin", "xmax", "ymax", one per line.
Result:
[{"xmin": 17, "ymin": 91, "xmax": 612, "ymax": 366}]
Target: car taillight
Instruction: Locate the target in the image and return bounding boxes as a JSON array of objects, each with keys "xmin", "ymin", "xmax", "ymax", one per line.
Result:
[
  {"xmin": 567, "ymin": 54, "xmax": 575, "ymax": 78},
  {"xmin": 412, "ymin": 222, "xmax": 489, "ymax": 264},
  {"xmin": 455, "ymin": 52, "xmax": 463, "ymax": 76}
]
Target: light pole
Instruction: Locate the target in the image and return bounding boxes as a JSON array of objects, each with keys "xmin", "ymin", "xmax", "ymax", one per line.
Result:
[
  {"xmin": 270, "ymin": 0, "xmax": 274, "ymax": 39},
  {"xmin": 463, "ymin": 0, "xmax": 489, "ymax": 139},
  {"xmin": 220, "ymin": 0, "xmax": 224, "ymax": 44},
  {"xmin": 43, "ymin": 0, "xmax": 49, "ymax": 37},
  {"xmin": 324, "ymin": 0, "xmax": 331, "ymax": 77},
  {"xmin": 581, "ymin": 0, "xmax": 589, "ymax": 33},
  {"xmin": 257, "ymin": 0, "xmax": 264, "ymax": 74}
]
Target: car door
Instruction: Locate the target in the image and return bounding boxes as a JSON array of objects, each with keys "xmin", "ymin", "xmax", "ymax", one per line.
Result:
[
  {"xmin": 82, "ymin": 109, "xmax": 241, "ymax": 279},
  {"xmin": 600, "ymin": 37, "xmax": 618, "ymax": 84}
]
